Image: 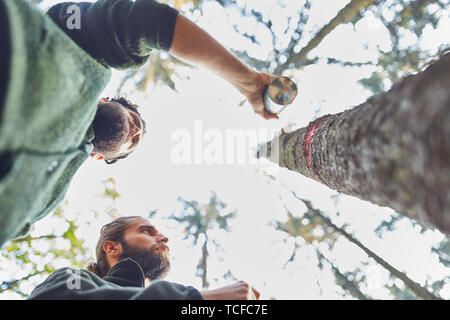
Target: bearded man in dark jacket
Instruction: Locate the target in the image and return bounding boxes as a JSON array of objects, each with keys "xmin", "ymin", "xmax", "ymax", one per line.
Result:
[{"xmin": 29, "ymin": 216, "xmax": 260, "ymax": 300}]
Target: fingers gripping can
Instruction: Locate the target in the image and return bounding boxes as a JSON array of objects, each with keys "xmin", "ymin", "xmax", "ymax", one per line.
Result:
[{"xmin": 263, "ymin": 76, "xmax": 297, "ymax": 114}]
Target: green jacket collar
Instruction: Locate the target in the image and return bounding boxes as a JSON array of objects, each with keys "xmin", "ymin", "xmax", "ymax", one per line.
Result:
[{"xmin": 103, "ymin": 258, "xmax": 145, "ymax": 288}]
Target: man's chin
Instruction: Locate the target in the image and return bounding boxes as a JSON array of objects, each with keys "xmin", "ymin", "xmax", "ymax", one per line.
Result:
[
  {"xmin": 146, "ymin": 263, "xmax": 171, "ymax": 281},
  {"xmin": 120, "ymin": 243, "xmax": 171, "ymax": 280}
]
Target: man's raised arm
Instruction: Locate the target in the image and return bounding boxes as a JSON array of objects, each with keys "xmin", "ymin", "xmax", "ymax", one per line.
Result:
[
  {"xmin": 47, "ymin": 0, "xmax": 278, "ymax": 120},
  {"xmin": 169, "ymin": 14, "xmax": 278, "ymax": 120}
]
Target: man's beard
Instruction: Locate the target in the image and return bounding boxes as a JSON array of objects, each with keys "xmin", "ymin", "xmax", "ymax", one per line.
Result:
[{"xmin": 119, "ymin": 241, "xmax": 171, "ymax": 281}]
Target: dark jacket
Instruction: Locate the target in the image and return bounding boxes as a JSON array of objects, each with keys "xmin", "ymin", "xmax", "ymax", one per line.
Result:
[
  {"xmin": 0, "ymin": 0, "xmax": 178, "ymax": 247},
  {"xmin": 28, "ymin": 258, "xmax": 203, "ymax": 300}
]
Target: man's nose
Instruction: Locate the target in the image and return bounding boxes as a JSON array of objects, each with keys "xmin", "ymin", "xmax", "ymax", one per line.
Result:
[
  {"xmin": 129, "ymin": 112, "xmax": 143, "ymax": 136},
  {"xmin": 157, "ymin": 233, "xmax": 169, "ymax": 243},
  {"xmin": 130, "ymin": 121, "xmax": 142, "ymax": 138}
]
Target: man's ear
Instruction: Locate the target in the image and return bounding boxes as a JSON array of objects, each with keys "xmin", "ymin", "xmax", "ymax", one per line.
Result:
[
  {"xmin": 90, "ymin": 153, "xmax": 105, "ymax": 160},
  {"xmin": 103, "ymin": 240, "xmax": 122, "ymax": 258}
]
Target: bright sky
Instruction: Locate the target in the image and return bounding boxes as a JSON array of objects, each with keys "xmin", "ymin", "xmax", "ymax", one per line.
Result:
[{"xmin": 2, "ymin": 0, "xmax": 449, "ymax": 300}]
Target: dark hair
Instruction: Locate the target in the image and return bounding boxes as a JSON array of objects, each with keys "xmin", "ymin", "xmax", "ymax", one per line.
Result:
[
  {"xmin": 96, "ymin": 97, "xmax": 147, "ymax": 165},
  {"xmin": 86, "ymin": 216, "xmax": 143, "ymax": 278}
]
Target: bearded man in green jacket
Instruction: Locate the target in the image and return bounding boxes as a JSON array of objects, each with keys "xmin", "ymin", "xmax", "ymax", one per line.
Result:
[
  {"xmin": 28, "ymin": 216, "xmax": 260, "ymax": 300},
  {"xmin": 0, "ymin": 0, "xmax": 278, "ymax": 247}
]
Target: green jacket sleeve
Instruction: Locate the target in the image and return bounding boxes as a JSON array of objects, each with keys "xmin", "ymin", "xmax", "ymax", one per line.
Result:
[
  {"xmin": 46, "ymin": 0, "xmax": 179, "ymax": 70},
  {"xmin": 131, "ymin": 280, "xmax": 204, "ymax": 300},
  {"xmin": 28, "ymin": 268, "xmax": 203, "ymax": 300}
]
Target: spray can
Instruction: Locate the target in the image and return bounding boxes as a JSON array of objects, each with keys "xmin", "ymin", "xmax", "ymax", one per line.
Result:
[{"xmin": 263, "ymin": 76, "xmax": 297, "ymax": 114}]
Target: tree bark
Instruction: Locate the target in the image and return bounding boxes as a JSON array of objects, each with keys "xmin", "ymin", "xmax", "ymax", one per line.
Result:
[
  {"xmin": 259, "ymin": 51, "xmax": 450, "ymax": 234},
  {"xmin": 274, "ymin": 0, "xmax": 376, "ymax": 74}
]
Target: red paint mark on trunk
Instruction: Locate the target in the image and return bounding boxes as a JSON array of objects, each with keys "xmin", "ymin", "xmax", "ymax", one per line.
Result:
[{"xmin": 303, "ymin": 115, "xmax": 332, "ymax": 179}]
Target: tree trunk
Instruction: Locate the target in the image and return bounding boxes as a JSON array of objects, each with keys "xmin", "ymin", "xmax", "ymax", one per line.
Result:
[
  {"xmin": 274, "ymin": 0, "xmax": 376, "ymax": 74},
  {"xmin": 200, "ymin": 239, "xmax": 209, "ymax": 288},
  {"xmin": 269, "ymin": 174, "xmax": 441, "ymax": 299},
  {"xmin": 302, "ymin": 199, "xmax": 440, "ymax": 300},
  {"xmin": 316, "ymin": 249, "xmax": 371, "ymax": 300},
  {"xmin": 259, "ymin": 51, "xmax": 450, "ymax": 234}
]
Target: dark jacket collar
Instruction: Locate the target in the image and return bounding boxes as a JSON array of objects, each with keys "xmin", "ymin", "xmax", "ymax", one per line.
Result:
[{"xmin": 103, "ymin": 258, "xmax": 145, "ymax": 288}]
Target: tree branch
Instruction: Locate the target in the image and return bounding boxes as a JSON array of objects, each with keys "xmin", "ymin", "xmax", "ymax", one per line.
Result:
[{"xmin": 274, "ymin": 0, "xmax": 376, "ymax": 74}]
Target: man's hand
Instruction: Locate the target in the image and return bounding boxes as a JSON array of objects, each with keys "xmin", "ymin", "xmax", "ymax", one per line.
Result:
[
  {"xmin": 201, "ymin": 281, "xmax": 260, "ymax": 300},
  {"xmin": 237, "ymin": 71, "xmax": 279, "ymax": 120}
]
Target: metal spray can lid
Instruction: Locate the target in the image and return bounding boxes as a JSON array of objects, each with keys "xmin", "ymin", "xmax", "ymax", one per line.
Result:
[{"xmin": 263, "ymin": 76, "xmax": 297, "ymax": 114}]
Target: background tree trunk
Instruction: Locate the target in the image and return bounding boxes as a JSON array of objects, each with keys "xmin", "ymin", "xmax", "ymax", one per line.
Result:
[
  {"xmin": 259, "ymin": 51, "xmax": 450, "ymax": 234},
  {"xmin": 274, "ymin": 0, "xmax": 376, "ymax": 74},
  {"xmin": 316, "ymin": 250, "xmax": 371, "ymax": 300},
  {"xmin": 301, "ymin": 199, "xmax": 440, "ymax": 300},
  {"xmin": 200, "ymin": 239, "xmax": 209, "ymax": 288}
]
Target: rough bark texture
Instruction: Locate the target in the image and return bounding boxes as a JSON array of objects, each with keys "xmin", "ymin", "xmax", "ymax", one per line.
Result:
[{"xmin": 259, "ymin": 51, "xmax": 450, "ymax": 234}]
